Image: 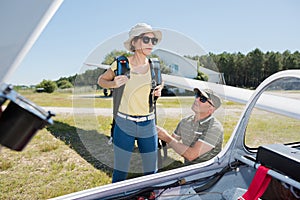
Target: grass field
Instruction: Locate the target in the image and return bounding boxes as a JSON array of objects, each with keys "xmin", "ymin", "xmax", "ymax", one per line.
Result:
[{"xmin": 0, "ymin": 89, "xmax": 299, "ymax": 199}]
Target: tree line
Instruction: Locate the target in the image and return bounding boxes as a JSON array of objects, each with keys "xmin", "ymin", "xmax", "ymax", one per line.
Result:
[
  {"xmin": 33, "ymin": 48, "xmax": 300, "ymax": 93},
  {"xmin": 192, "ymin": 48, "xmax": 300, "ymax": 88}
]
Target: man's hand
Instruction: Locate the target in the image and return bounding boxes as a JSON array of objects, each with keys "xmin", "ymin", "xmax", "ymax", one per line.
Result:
[{"xmin": 157, "ymin": 126, "xmax": 172, "ymax": 143}]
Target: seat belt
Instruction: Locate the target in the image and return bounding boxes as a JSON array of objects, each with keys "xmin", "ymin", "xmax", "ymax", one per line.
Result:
[{"xmin": 238, "ymin": 165, "xmax": 271, "ymax": 200}]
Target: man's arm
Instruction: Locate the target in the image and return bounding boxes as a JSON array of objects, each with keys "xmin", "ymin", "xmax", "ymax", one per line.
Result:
[{"xmin": 157, "ymin": 126, "xmax": 213, "ymax": 162}]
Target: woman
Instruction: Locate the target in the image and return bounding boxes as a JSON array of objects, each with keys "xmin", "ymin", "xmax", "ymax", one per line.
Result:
[{"xmin": 98, "ymin": 23, "xmax": 163, "ymax": 183}]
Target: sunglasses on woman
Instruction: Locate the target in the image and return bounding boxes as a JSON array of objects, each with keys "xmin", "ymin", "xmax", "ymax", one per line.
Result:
[
  {"xmin": 195, "ymin": 91, "xmax": 215, "ymax": 107},
  {"xmin": 140, "ymin": 36, "xmax": 158, "ymax": 45}
]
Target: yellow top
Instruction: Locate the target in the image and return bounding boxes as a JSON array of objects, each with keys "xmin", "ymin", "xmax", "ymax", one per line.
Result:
[{"xmin": 111, "ymin": 61, "xmax": 153, "ymax": 116}]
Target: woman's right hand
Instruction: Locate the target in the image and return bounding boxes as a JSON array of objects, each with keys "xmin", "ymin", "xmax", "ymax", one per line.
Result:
[{"xmin": 113, "ymin": 75, "xmax": 129, "ymax": 88}]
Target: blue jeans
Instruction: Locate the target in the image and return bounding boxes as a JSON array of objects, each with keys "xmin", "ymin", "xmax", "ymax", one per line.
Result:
[{"xmin": 112, "ymin": 115, "xmax": 158, "ymax": 183}]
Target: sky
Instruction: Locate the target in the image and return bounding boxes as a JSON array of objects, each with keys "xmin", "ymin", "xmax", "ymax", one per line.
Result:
[{"xmin": 8, "ymin": 0, "xmax": 300, "ymax": 85}]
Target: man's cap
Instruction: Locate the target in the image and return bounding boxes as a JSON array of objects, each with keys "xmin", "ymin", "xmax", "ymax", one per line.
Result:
[
  {"xmin": 194, "ymin": 88, "xmax": 221, "ymax": 109},
  {"xmin": 124, "ymin": 23, "xmax": 162, "ymax": 52}
]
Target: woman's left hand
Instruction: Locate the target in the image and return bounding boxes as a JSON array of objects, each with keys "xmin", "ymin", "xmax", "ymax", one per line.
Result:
[{"xmin": 154, "ymin": 85, "xmax": 163, "ymax": 97}]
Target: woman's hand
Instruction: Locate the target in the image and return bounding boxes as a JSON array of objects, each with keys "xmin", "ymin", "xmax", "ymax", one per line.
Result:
[
  {"xmin": 113, "ymin": 75, "xmax": 129, "ymax": 88},
  {"xmin": 98, "ymin": 69, "xmax": 128, "ymax": 89},
  {"xmin": 154, "ymin": 84, "xmax": 163, "ymax": 97}
]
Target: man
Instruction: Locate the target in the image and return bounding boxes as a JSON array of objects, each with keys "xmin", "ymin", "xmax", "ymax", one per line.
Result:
[{"xmin": 157, "ymin": 88, "xmax": 223, "ymax": 165}]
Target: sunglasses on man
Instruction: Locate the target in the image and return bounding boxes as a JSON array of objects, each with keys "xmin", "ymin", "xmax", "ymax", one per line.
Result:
[
  {"xmin": 194, "ymin": 91, "xmax": 215, "ymax": 107},
  {"xmin": 139, "ymin": 36, "xmax": 158, "ymax": 45}
]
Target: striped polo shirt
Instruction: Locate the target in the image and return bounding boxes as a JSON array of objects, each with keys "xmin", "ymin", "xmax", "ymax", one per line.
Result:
[{"xmin": 174, "ymin": 115, "xmax": 223, "ymax": 164}]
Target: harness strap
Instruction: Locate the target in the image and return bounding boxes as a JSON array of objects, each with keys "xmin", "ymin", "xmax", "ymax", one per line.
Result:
[
  {"xmin": 109, "ymin": 56, "xmax": 129, "ymax": 144},
  {"xmin": 112, "ymin": 56, "xmax": 129, "ymax": 117},
  {"xmin": 148, "ymin": 58, "xmax": 167, "ymax": 167}
]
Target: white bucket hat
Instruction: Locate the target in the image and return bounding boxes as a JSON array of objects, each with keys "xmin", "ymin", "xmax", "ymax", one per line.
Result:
[{"xmin": 124, "ymin": 23, "xmax": 162, "ymax": 52}]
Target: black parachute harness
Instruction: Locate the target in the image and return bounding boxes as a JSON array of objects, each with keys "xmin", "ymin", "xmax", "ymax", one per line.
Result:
[{"xmin": 107, "ymin": 56, "xmax": 167, "ymax": 167}]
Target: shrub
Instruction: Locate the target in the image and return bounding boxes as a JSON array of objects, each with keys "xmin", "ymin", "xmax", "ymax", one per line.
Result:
[{"xmin": 36, "ymin": 80, "xmax": 57, "ymax": 93}]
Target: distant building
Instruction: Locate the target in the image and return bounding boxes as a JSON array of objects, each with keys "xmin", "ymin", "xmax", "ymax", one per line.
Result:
[{"xmin": 153, "ymin": 49, "xmax": 225, "ymax": 84}]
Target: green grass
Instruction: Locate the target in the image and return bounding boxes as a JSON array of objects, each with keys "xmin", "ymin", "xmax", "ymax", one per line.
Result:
[
  {"xmin": 19, "ymin": 90, "xmax": 73, "ymax": 107},
  {"xmin": 245, "ymin": 109, "xmax": 300, "ymax": 148},
  {"xmin": 0, "ymin": 127, "xmax": 111, "ymax": 199}
]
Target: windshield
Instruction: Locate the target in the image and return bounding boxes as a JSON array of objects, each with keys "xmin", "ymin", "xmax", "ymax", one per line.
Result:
[{"xmin": 245, "ymin": 77, "xmax": 300, "ymax": 148}]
